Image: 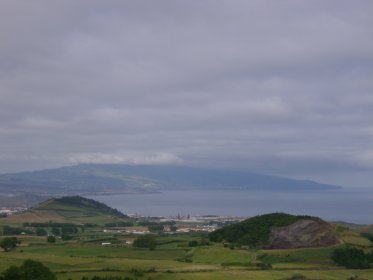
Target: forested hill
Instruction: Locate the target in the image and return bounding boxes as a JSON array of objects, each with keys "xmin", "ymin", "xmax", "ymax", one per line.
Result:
[
  {"xmin": 0, "ymin": 164, "xmax": 341, "ymax": 196},
  {"xmin": 209, "ymin": 213, "xmax": 339, "ymax": 249}
]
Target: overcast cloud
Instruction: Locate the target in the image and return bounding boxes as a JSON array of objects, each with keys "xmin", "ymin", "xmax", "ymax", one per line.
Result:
[{"xmin": 1, "ymin": 0, "xmax": 373, "ymax": 187}]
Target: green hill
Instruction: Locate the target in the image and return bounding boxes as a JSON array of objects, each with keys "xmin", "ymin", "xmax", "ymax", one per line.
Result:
[
  {"xmin": 209, "ymin": 213, "xmax": 339, "ymax": 249},
  {"xmin": 37, "ymin": 196, "xmax": 126, "ymax": 218},
  {"xmin": 3, "ymin": 196, "xmax": 128, "ymax": 225}
]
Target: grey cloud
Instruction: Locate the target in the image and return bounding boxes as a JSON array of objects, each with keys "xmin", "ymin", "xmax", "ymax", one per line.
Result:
[{"xmin": 1, "ymin": 1, "xmax": 373, "ymax": 186}]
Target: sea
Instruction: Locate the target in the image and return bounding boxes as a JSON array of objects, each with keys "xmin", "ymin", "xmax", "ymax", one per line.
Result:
[{"xmin": 88, "ymin": 188, "xmax": 373, "ymax": 224}]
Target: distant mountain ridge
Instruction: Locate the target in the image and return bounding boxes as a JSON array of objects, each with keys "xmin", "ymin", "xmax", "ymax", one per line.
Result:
[{"xmin": 0, "ymin": 164, "xmax": 341, "ymax": 196}]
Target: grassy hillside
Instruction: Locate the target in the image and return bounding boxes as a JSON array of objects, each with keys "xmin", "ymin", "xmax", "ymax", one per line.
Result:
[{"xmin": 1, "ymin": 196, "xmax": 128, "ymax": 226}]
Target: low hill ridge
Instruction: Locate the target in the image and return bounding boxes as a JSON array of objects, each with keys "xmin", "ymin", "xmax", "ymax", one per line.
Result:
[
  {"xmin": 36, "ymin": 196, "xmax": 126, "ymax": 218},
  {"xmin": 4, "ymin": 196, "xmax": 127, "ymax": 225}
]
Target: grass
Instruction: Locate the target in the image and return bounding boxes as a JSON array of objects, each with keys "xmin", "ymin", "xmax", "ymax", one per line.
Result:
[
  {"xmin": 191, "ymin": 244, "xmax": 254, "ymax": 265},
  {"xmin": 1, "ymin": 228, "xmax": 373, "ymax": 280},
  {"xmin": 2, "ymin": 209, "xmax": 126, "ymax": 226},
  {"xmin": 259, "ymin": 246, "xmax": 336, "ymax": 266},
  {"xmin": 23, "ymin": 243, "xmax": 185, "ymax": 260},
  {"xmin": 340, "ymin": 231, "xmax": 373, "ymax": 247},
  {"xmin": 1, "ymin": 239, "xmax": 373, "ymax": 280}
]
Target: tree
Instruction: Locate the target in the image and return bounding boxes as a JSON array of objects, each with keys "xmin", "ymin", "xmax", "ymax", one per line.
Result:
[
  {"xmin": 0, "ymin": 237, "xmax": 19, "ymax": 252},
  {"xmin": 133, "ymin": 235, "xmax": 157, "ymax": 250},
  {"xmin": 1, "ymin": 259, "xmax": 56, "ymax": 280},
  {"xmin": 2, "ymin": 226, "xmax": 23, "ymax": 235},
  {"xmin": 47, "ymin": 236, "xmax": 56, "ymax": 243},
  {"xmin": 331, "ymin": 247, "xmax": 371, "ymax": 269},
  {"xmin": 61, "ymin": 234, "xmax": 72, "ymax": 241},
  {"xmin": 1, "ymin": 265, "xmax": 22, "ymax": 279},
  {"xmin": 36, "ymin": 228, "xmax": 47, "ymax": 236}
]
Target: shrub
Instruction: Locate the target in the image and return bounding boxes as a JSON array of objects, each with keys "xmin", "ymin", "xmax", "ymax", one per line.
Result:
[
  {"xmin": 133, "ymin": 235, "xmax": 156, "ymax": 250},
  {"xmin": 36, "ymin": 228, "xmax": 48, "ymax": 236},
  {"xmin": 360, "ymin": 232, "xmax": 373, "ymax": 243},
  {"xmin": 130, "ymin": 268, "xmax": 144, "ymax": 277},
  {"xmin": 1, "ymin": 259, "xmax": 56, "ymax": 280},
  {"xmin": 188, "ymin": 240, "xmax": 199, "ymax": 247},
  {"xmin": 199, "ymin": 238, "xmax": 210, "ymax": 246},
  {"xmin": 331, "ymin": 247, "xmax": 371, "ymax": 269},
  {"xmin": 47, "ymin": 236, "xmax": 56, "ymax": 243}
]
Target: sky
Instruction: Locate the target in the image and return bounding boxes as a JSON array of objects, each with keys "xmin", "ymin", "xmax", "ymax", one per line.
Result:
[{"xmin": 1, "ymin": 1, "xmax": 373, "ymax": 187}]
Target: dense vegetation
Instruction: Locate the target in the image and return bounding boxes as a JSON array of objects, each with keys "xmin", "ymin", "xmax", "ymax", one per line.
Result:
[
  {"xmin": 360, "ymin": 232, "xmax": 373, "ymax": 243},
  {"xmin": 2, "ymin": 225, "xmax": 31, "ymax": 235},
  {"xmin": 0, "ymin": 237, "xmax": 20, "ymax": 252},
  {"xmin": 0, "ymin": 260, "xmax": 56, "ymax": 280},
  {"xmin": 331, "ymin": 247, "xmax": 373, "ymax": 269},
  {"xmin": 1, "ymin": 223, "xmax": 81, "ymax": 238},
  {"xmin": 133, "ymin": 235, "xmax": 157, "ymax": 250},
  {"xmin": 209, "ymin": 213, "xmax": 313, "ymax": 247},
  {"xmin": 23, "ymin": 222, "xmax": 81, "ymax": 228},
  {"xmin": 104, "ymin": 222, "xmax": 134, "ymax": 227}
]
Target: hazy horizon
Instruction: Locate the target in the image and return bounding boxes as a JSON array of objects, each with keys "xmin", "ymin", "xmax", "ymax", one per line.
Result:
[{"xmin": 1, "ymin": 1, "xmax": 373, "ymax": 187}]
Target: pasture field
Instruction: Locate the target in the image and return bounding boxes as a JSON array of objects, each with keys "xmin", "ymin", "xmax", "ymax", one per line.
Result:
[
  {"xmin": 1, "ymin": 232, "xmax": 373, "ymax": 280},
  {"xmin": 1, "ymin": 201, "xmax": 373, "ymax": 280}
]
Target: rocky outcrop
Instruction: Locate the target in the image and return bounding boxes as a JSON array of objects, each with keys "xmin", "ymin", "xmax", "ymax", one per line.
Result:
[{"xmin": 268, "ymin": 218, "xmax": 339, "ymax": 249}]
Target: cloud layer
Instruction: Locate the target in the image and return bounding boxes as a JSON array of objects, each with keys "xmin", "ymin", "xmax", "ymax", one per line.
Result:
[{"xmin": 1, "ymin": 1, "xmax": 373, "ymax": 186}]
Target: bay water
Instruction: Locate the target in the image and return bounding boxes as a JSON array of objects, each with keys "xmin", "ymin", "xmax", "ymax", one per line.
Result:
[{"xmin": 88, "ymin": 188, "xmax": 373, "ymax": 224}]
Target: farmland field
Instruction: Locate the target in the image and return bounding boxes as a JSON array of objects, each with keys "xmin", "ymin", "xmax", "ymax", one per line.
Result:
[{"xmin": 1, "ymin": 232, "xmax": 373, "ymax": 280}]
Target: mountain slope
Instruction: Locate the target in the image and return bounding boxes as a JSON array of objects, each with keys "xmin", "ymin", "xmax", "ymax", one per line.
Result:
[{"xmin": 0, "ymin": 164, "xmax": 341, "ymax": 195}]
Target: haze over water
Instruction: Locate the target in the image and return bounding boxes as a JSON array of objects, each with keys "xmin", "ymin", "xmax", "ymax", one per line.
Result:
[{"xmin": 89, "ymin": 188, "xmax": 373, "ymax": 224}]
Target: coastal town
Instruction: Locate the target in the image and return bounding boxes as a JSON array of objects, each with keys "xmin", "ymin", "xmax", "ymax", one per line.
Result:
[
  {"xmin": 0, "ymin": 206, "xmax": 245, "ymax": 236},
  {"xmin": 0, "ymin": 207, "xmax": 26, "ymax": 217}
]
